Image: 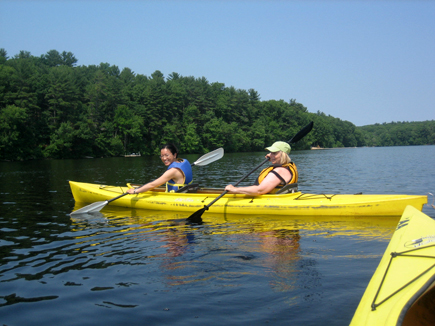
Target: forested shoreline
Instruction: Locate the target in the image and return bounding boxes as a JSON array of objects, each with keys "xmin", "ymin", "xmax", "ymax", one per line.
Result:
[{"xmin": 1, "ymin": 49, "xmax": 434, "ymax": 161}]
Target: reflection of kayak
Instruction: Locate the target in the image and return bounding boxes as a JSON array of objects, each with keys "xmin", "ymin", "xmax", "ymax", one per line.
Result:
[
  {"xmin": 71, "ymin": 204, "xmax": 399, "ymax": 240},
  {"xmin": 69, "ymin": 181, "xmax": 427, "ymax": 216},
  {"xmin": 350, "ymin": 206, "xmax": 435, "ymax": 326}
]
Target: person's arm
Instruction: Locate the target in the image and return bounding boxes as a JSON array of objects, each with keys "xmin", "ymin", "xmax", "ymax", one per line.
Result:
[
  {"xmin": 225, "ymin": 172, "xmax": 282, "ymax": 196},
  {"xmin": 127, "ymin": 168, "xmax": 182, "ymax": 194}
]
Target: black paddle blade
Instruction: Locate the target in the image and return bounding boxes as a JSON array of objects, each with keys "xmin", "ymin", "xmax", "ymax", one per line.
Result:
[
  {"xmin": 289, "ymin": 121, "xmax": 314, "ymax": 144},
  {"xmin": 186, "ymin": 214, "xmax": 203, "ymax": 225},
  {"xmin": 186, "ymin": 206, "xmax": 208, "ymax": 224}
]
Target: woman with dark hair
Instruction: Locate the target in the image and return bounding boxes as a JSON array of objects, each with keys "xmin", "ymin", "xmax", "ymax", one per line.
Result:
[{"xmin": 126, "ymin": 143, "xmax": 193, "ymax": 194}]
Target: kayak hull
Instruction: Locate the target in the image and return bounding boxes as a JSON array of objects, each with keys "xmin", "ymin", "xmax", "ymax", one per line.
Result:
[
  {"xmin": 69, "ymin": 181, "xmax": 427, "ymax": 216},
  {"xmin": 350, "ymin": 206, "xmax": 435, "ymax": 326}
]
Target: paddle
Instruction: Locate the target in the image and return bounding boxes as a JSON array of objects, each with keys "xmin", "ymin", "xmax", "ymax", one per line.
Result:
[
  {"xmin": 187, "ymin": 121, "xmax": 314, "ymax": 222},
  {"xmin": 70, "ymin": 147, "xmax": 224, "ymax": 215}
]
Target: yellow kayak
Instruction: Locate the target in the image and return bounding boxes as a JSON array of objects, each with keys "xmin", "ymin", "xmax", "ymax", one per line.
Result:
[
  {"xmin": 69, "ymin": 181, "xmax": 427, "ymax": 216},
  {"xmin": 350, "ymin": 206, "xmax": 435, "ymax": 325}
]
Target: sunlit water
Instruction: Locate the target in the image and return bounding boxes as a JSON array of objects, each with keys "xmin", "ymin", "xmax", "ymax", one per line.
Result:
[{"xmin": 1, "ymin": 146, "xmax": 434, "ymax": 325}]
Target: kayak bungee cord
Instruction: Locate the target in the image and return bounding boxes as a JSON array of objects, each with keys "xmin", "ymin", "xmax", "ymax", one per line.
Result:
[
  {"xmin": 294, "ymin": 193, "xmax": 338, "ymax": 200},
  {"xmin": 98, "ymin": 184, "xmax": 125, "ymax": 194},
  {"xmin": 370, "ymin": 244, "xmax": 435, "ymax": 311}
]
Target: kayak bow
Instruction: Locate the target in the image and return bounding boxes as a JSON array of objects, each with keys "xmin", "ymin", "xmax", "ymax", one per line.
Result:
[{"xmin": 350, "ymin": 206, "xmax": 435, "ymax": 326}]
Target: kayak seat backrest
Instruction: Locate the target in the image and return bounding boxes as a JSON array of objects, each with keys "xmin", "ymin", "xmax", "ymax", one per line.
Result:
[
  {"xmin": 176, "ymin": 183, "xmax": 200, "ymax": 193},
  {"xmin": 275, "ymin": 183, "xmax": 298, "ymax": 194}
]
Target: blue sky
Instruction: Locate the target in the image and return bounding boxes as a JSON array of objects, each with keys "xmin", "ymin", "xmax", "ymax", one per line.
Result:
[{"xmin": 1, "ymin": 0, "xmax": 434, "ymax": 126}]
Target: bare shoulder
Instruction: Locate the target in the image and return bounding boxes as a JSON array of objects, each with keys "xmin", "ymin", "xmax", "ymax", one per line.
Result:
[
  {"xmin": 274, "ymin": 166, "xmax": 291, "ymax": 173},
  {"xmin": 272, "ymin": 166, "xmax": 291, "ymax": 177}
]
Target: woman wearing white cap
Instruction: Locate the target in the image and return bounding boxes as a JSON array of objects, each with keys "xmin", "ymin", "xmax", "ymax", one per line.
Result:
[{"xmin": 225, "ymin": 141, "xmax": 298, "ymax": 195}]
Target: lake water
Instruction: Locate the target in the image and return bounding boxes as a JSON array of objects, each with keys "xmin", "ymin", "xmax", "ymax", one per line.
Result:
[{"xmin": 1, "ymin": 146, "xmax": 434, "ymax": 326}]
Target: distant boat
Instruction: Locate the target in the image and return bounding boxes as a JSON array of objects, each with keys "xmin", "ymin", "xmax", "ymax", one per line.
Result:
[
  {"xmin": 124, "ymin": 152, "xmax": 141, "ymax": 158},
  {"xmin": 311, "ymin": 145, "xmax": 324, "ymax": 150}
]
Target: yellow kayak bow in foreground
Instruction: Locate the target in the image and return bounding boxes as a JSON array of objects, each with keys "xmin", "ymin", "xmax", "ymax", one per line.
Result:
[{"xmin": 350, "ymin": 205, "xmax": 435, "ymax": 326}]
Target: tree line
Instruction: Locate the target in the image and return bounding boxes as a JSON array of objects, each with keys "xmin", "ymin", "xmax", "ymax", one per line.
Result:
[
  {"xmin": 1, "ymin": 49, "xmax": 434, "ymax": 161},
  {"xmin": 359, "ymin": 121, "xmax": 435, "ymax": 147}
]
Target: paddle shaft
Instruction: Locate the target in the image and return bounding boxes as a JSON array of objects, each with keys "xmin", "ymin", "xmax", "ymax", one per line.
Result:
[
  {"xmin": 202, "ymin": 157, "xmax": 269, "ymax": 208},
  {"xmin": 107, "ymin": 192, "xmax": 129, "ymax": 204}
]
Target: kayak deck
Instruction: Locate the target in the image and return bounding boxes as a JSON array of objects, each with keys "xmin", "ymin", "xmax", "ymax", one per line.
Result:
[
  {"xmin": 350, "ymin": 206, "xmax": 435, "ymax": 325},
  {"xmin": 69, "ymin": 181, "xmax": 427, "ymax": 216}
]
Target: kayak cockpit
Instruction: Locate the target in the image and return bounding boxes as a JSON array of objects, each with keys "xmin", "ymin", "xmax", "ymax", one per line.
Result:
[
  {"xmin": 401, "ymin": 279, "xmax": 435, "ymax": 326},
  {"xmin": 138, "ymin": 183, "xmax": 299, "ymax": 195}
]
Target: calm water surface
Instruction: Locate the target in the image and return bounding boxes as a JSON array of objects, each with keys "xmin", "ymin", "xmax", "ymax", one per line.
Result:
[{"xmin": 1, "ymin": 146, "xmax": 434, "ymax": 325}]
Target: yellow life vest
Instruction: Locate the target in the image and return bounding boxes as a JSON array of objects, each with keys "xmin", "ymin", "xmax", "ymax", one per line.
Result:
[{"xmin": 255, "ymin": 162, "xmax": 298, "ymax": 194}]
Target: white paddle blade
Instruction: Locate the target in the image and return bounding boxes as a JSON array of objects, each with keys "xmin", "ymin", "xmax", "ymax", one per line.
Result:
[
  {"xmin": 70, "ymin": 201, "xmax": 108, "ymax": 215},
  {"xmin": 193, "ymin": 148, "xmax": 224, "ymax": 166}
]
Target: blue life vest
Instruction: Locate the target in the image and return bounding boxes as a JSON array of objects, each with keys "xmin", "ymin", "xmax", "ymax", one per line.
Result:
[{"xmin": 166, "ymin": 159, "xmax": 193, "ymax": 192}]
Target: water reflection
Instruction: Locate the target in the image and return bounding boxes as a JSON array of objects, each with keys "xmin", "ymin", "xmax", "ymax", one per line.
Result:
[
  {"xmin": 257, "ymin": 229, "xmax": 301, "ymax": 292},
  {"xmin": 0, "ymin": 203, "xmax": 398, "ymax": 297},
  {"xmin": 78, "ymin": 205, "xmax": 399, "ymax": 240},
  {"xmin": 66, "ymin": 206, "xmax": 397, "ymax": 294}
]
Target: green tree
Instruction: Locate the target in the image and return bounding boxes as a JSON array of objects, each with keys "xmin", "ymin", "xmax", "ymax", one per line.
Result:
[
  {"xmin": 61, "ymin": 51, "xmax": 78, "ymax": 67},
  {"xmin": 44, "ymin": 65, "xmax": 81, "ymax": 130},
  {"xmin": 312, "ymin": 112, "xmax": 335, "ymax": 148},
  {"xmin": 41, "ymin": 50, "xmax": 63, "ymax": 67},
  {"xmin": 182, "ymin": 122, "xmax": 202, "ymax": 153},
  {"xmin": 0, "ymin": 105, "xmax": 29, "ymax": 160},
  {"xmin": 85, "ymin": 70, "xmax": 109, "ymax": 124},
  {"xmin": 0, "ymin": 48, "xmax": 8, "ymax": 64},
  {"xmin": 43, "ymin": 122, "xmax": 75, "ymax": 158},
  {"xmin": 113, "ymin": 105, "xmax": 144, "ymax": 153}
]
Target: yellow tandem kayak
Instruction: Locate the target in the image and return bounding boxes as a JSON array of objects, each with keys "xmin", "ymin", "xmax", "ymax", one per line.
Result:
[
  {"xmin": 69, "ymin": 181, "xmax": 427, "ymax": 216},
  {"xmin": 350, "ymin": 206, "xmax": 435, "ymax": 325}
]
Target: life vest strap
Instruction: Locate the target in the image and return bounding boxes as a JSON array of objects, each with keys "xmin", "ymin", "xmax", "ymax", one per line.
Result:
[
  {"xmin": 166, "ymin": 180, "xmax": 193, "ymax": 192},
  {"xmin": 270, "ymin": 170, "xmax": 287, "ymax": 185}
]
